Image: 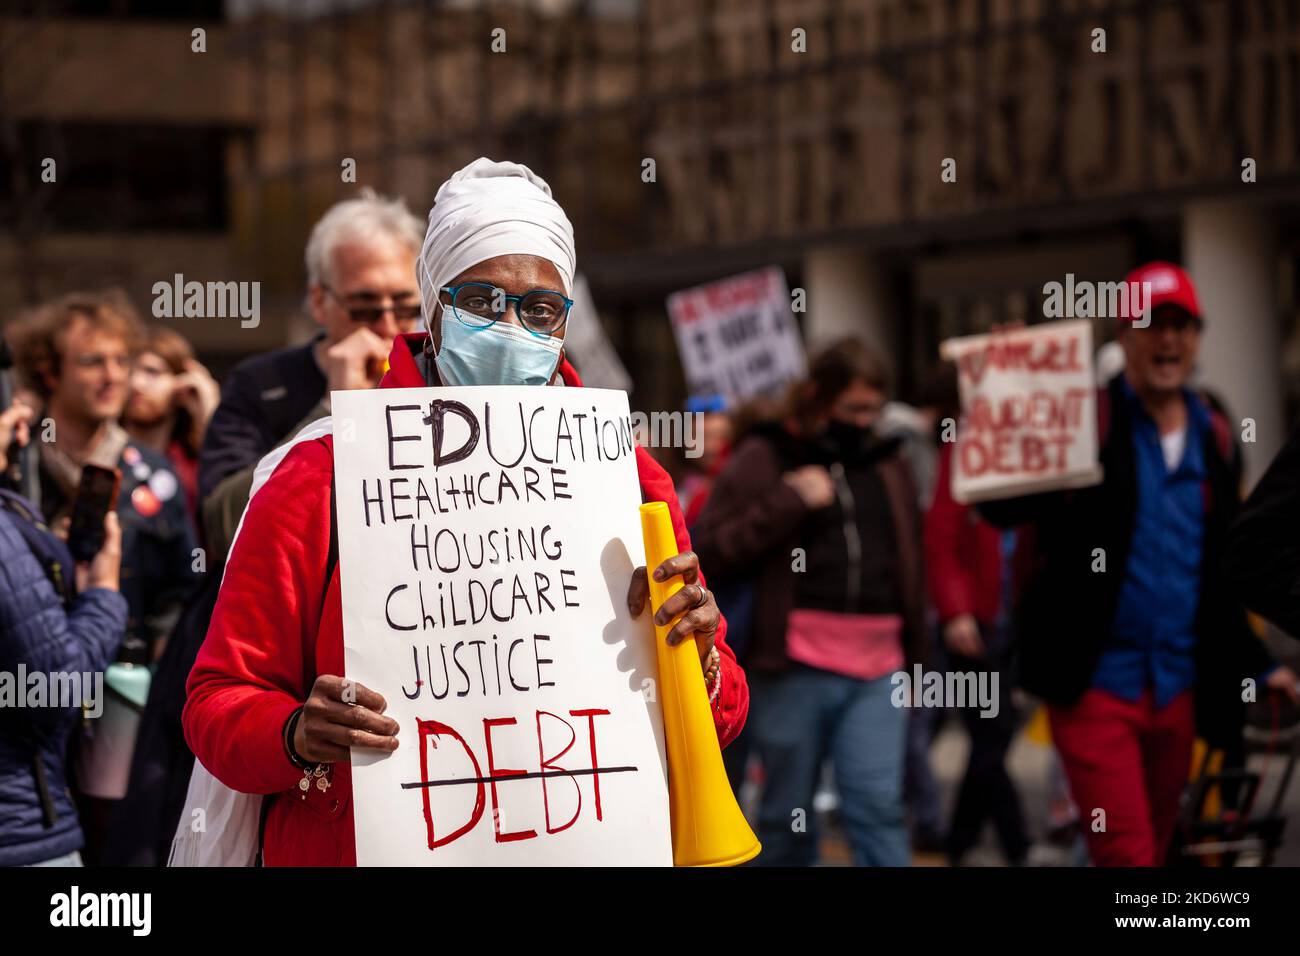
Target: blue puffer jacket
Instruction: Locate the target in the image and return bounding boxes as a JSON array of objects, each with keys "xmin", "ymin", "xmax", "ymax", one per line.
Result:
[{"xmin": 0, "ymin": 493, "xmax": 126, "ymax": 866}]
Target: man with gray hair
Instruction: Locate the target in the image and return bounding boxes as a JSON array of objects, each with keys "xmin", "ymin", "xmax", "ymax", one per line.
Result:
[
  {"xmin": 199, "ymin": 187, "xmax": 424, "ymax": 525},
  {"xmin": 99, "ymin": 188, "xmax": 422, "ymax": 866}
]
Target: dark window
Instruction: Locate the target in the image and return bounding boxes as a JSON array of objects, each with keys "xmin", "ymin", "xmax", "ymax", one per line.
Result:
[
  {"xmin": 0, "ymin": 122, "xmax": 233, "ymax": 232},
  {"xmin": 0, "ymin": 1, "xmax": 224, "ymax": 17}
]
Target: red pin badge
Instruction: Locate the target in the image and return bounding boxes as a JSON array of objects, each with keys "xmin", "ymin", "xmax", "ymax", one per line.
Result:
[{"xmin": 131, "ymin": 484, "xmax": 162, "ymax": 518}]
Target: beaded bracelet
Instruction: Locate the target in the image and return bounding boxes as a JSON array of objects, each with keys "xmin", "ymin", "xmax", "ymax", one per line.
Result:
[
  {"xmin": 702, "ymin": 646, "xmax": 720, "ymax": 682},
  {"xmin": 703, "ymin": 646, "xmax": 721, "ymax": 702}
]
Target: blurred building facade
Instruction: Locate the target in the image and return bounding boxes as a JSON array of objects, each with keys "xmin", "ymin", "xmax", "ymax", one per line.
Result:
[{"xmin": 3, "ymin": 0, "xmax": 1299, "ymax": 481}]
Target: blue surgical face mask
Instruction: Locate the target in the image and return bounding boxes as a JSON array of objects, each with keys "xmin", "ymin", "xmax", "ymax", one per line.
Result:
[{"xmin": 432, "ymin": 303, "xmax": 564, "ymax": 387}]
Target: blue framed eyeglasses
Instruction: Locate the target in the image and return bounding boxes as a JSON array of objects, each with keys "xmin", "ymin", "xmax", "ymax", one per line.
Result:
[{"xmin": 440, "ymin": 282, "xmax": 573, "ymax": 337}]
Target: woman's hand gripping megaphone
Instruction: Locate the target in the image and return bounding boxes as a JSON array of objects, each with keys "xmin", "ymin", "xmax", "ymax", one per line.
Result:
[{"xmin": 626, "ymin": 549, "xmax": 719, "ymax": 669}]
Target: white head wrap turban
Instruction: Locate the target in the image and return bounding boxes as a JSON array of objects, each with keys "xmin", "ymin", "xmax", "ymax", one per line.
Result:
[{"xmin": 418, "ymin": 158, "xmax": 576, "ymax": 333}]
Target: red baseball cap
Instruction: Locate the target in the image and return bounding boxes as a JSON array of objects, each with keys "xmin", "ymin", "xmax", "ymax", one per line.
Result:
[{"xmin": 1118, "ymin": 261, "xmax": 1202, "ymax": 324}]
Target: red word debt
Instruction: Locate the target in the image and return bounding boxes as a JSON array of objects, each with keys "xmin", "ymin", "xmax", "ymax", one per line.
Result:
[
  {"xmin": 960, "ymin": 430, "xmax": 1074, "ymax": 478},
  {"xmin": 414, "ymin": 708, "xmax": 617, "ymax": 851}
]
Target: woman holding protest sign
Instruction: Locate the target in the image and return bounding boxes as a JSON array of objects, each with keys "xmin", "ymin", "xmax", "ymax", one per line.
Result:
[
  {"xmin": 692, "ymin": 339, "xmax": 927, "ymax": 867},
  {"xmin": 180, "ymin": 159, "xmax": 748, "ymax": 866}
]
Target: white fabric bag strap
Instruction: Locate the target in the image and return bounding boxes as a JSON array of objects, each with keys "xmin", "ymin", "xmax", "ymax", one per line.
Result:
[{"xmin": 168, "ymin": 416, "xmax": 335, "ymax": 866}]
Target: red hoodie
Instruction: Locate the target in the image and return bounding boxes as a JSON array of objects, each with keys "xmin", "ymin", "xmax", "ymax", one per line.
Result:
[
  {"xmin": 924, "ymin": 442, "xmax": 1007, "ymax": 627},
  {"xmin": 183, "ymin": 333, "xmax": 748, "ymax": 866}
]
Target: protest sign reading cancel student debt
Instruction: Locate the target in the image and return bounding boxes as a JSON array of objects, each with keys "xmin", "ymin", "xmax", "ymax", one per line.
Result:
[
  {"xmin": 940, "ymin": 319, "xmax": 1103, "ymax": 504},
  {"xmin": 331, "ymin": 387, "xmax": 672, "ymax": 866}
]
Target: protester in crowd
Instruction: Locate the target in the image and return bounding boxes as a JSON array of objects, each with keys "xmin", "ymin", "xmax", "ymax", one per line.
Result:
[
  {"xmin": 100, "ymin": 189, "xmax": 426, "ymax": 867},
  {"xmin": 677, "ymin": 393, "xmax": 734, "ymax": 527},
  {"xmin": 199, "ymin": 187, "xmax": 426, "ymax": 556},
  {"xmin": 1220, "ymin": 423, "xmax": 1300, "ymax": 846},
  {"xmin": 7, "ymin": 292, "xmax": 196, "ymax": 662},
  {"xmin": 877, "ymin": 364, "xmax": 954, "ymax": 511},
  {"xmin": 892, "ymin": 363, "xmax": 960, "ymax": 853},
  {"xmin": 181, "ymin": 158, "xmax": 748, "ymax": 866},
  {"xmin": 925, "ymin": 440, "xmax": 1030, "ymax": 865},
  {"xmin": 7, "ymin": 290, "xmax": 197, "ymax": 864},
  {"xmin": 0, "ymin": 397, "xmax": 127, "ymax": 867},
  {"xmin": 693, "ymin": 338, "xmax": 925, "ymax": 867},
  {"xmin": 1227, "ymin": 425, "xmax": 1300, "ymax": 650},
  {"xmin": 123, "ymin": 325, "xmax": 220, "ymax": 529},
  {"xmin": 979, "ymin": 262, "xmax": 1297, "ymax": 867}
]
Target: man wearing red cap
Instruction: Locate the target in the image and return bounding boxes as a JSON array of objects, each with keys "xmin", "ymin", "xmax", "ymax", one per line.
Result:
[{"xmin": 981, "ymin": 261, "xmax": 1295, "ymax": 866}]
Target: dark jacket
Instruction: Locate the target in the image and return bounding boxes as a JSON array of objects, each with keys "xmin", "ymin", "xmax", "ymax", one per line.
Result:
[
  {"xmin": 692, "ymin": 421, "xmax": 927, "ymax": 675},
  {"xmin": 1225, "ymin": 424, "xmax": 1300, "ymax": 638},
  {"xmin": 0, "ymin": 492, "xmax": 127, "ymax": 866},
  {"xmin": 103, "ymin": 338, "xmax": 327, "ymax": 865},
  {"xmin": 39, "ymin": 440, "xmax": 197, "ymax": 657},
  {"xmin": 199, "ymin": 337, "xmax": 326, "ymax": 500},
  {"xmin": 979, "ymin": 376, "xmax": 1270, "ymax": 747}
]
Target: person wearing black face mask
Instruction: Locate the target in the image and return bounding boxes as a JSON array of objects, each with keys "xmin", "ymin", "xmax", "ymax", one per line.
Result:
[
  {"xmin": 693, "ymin": 337, "xmax": 927, "ymax": 867},
  {"xmin": 820, "ymin": 418, "xmax": 877, "ymax": 458}
]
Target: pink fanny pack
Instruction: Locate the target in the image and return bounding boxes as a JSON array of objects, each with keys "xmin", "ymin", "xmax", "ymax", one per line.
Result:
[{"xmin": 785, "ymin": 607, "xmax": 903, "ymax": 680}]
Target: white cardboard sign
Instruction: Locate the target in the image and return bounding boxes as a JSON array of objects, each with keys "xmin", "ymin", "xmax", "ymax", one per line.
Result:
[
  {"xmin": 667, "ymin": 266, "xmax": 806, "ymax": 405},
  {"xmin": 331, "ymin": 386, "xmax": 671, "ymax": 866},
  {"xmin": 940, "ymin": 319, "xmax": 1103, "ymax": 504}
]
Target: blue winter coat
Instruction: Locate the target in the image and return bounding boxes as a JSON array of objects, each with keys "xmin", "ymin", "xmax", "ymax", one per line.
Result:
[{"xmin": 0, "ymin": 493, "xmax": 126, "ymax": 866}]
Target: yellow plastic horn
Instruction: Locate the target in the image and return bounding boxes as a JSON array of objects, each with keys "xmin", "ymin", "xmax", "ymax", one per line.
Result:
[{"xmin": 640, "ymin": 501, "xmax": 761, "ymax": 867}]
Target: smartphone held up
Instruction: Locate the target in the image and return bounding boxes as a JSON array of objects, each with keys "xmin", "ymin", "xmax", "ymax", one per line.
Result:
[{"xmin": 67, "ymin": 465, "xmax": 123, "ymax": 564}]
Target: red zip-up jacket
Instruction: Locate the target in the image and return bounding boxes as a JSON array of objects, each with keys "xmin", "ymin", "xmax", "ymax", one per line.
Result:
[
  {"xmin": 924, "ymin": 442, "xmax": 1006, "ymax": 627},
  {"xmin": 183, "ymin": 332, "xmax": 747, "ymax": 866}
]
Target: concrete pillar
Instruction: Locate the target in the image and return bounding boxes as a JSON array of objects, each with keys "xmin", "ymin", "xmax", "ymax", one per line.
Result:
[
  {"xmin": 802, "ymin": 246, "xmax": 895, "ymax": 360},
  {"xmin": 1183, "ymin": 200, "xmax": 1282, "ymax": 491}
]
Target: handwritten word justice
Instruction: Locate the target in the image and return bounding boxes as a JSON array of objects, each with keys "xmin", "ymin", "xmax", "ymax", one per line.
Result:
[{"xmin": 402, "ymin": 634, "xmax": 558, "ymax": 700}]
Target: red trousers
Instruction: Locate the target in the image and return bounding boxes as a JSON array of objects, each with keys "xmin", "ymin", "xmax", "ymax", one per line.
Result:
[{"xmin": 1049, "ymin": 688, "xmax": 1194, "ymax": 867}]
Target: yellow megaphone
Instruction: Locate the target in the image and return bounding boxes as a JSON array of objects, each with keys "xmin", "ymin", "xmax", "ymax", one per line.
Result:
[{"xmin": 640, "ymin": 501, "xmax": 761, "ymax": 867}]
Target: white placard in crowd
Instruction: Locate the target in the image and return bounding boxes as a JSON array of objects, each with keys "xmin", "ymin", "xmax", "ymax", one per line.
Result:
[
  {"xmin": 940, "ymin": 319, "xmax": 1103, "ymax": 504},
  {"xmin": 666, "ymin": 266, "xmax": 806, "ymax": 405},
  {"xmin": 332, "ymin": 386, "xmax": 672, "ymax": 866}
]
